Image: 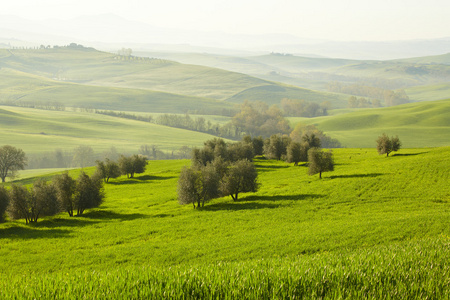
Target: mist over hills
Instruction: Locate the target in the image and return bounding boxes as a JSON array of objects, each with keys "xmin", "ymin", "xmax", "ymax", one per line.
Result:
[{"xmin": 1, "ymin": 14, "xmax": 450, "ymax": 60}]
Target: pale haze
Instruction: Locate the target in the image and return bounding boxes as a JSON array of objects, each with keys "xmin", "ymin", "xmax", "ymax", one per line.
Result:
[{"xmin": 3, "ymin": 0, "xmax": 450, "ymax": 41}]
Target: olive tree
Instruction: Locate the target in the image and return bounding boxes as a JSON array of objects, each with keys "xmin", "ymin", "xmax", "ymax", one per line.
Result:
[
  {"xmin": 119, "ymin": 155, "xmax": 147, "ymax": 178},
  {"xmin": 53, "ymin": 172, "xmax": 77, "ymax": 217},
  {"xmin": 286, "ymin": 142, "xmax": 306, "ymax": 166},
  {"xmin": 177, "ymin": 166, "xmax": 202, "ymax": 208},
  {"xmin": 177, "ymin": 164, "xmax": 220, "ymax": 209},
  {"xmin": 95, "ymin": 158, "xmax": 121, "ymax": 183},
  {"xmin": 0, "ymin": 145, "xmax": 27, "ymax": 182},
  {"xmin": 8, "ymin": 180, "xmax": 59, "ymax": 224},
  {"xmin": 7, "ymin": 185, "xmax": 31, "ymax": 223},
  {"xmin": 221, "ymin": 159, "xmax": 259, "ymax": 201},
  {"xmin": 263, "ymin": 135, "xmax": 291, "ymax": 160},
  {"xmin": 0, "ymin": 186, "xmax": 9, "ymax": 222},
  {"xmin": 74, "ymin": 171, "xmax": 104, "ymax": 215},
  {"xmin": 376, "ymin": 133, "xmax": 401, "ymax": 157},
  {"xmin": 307, "ymin": 148, "xmax": 334, "ymax": 179}
]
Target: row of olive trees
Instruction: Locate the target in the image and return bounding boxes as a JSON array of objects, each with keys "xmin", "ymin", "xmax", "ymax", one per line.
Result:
[
  {"xmin": 178, "ymin": 138, "xmax": 259, "ymax": 208},
  {"xmin": 0, "ymin": 172, "xmax": 104, "ymax": 224},
  {"xmin": 95, "ymin": 154, "xmax": 147, "ymax": 182}
]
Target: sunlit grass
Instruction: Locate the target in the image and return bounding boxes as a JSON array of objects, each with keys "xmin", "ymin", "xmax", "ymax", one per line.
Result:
[{"xmin": 0, "ymin": 147, "xmax": 449, "ymax": 297}]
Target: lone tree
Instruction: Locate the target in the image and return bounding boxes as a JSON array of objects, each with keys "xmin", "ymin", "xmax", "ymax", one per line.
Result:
[
  {"xmin": 0, "ymin": 145, "xmax": 27, "ymax": 182},
  {"xmin": 376, "ymin": 133, "xmax": 401, "ymax": 157},
  {"xmin": 0, "ymin": 186, "xmax": 9, "ymax": 222},
  {"xmin": 221, "ymin": 159, "xmax": 259, "ymax": 201},
  {"xmin": 307, "ymin": 148, "xmax": 334, "ymax": 179}
]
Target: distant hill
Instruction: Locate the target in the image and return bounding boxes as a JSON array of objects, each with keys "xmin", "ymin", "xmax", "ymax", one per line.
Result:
[
  {"xmin": 135, "ymin": 51, "xmax": 450, "ymax": 99},
  {"xmin": 396, "ymin": 52, "xmax": 450, "ymax": 65},
  {"xmin": 0, "ymin": 47, "xmax": 348, "ymax": 111}
]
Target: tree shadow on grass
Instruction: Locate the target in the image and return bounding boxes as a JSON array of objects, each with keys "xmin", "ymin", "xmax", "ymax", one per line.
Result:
[
  {"xmin": 37, "ymin": 217, "xmax": 99, "ymax": 229},
  {"xmin": 242, "ymin": 194, "xmax": 324, "ymax": 202},
  {"xmin": 204, "ymin": 193, "xmax": 323, "ymax": 211},
  {"xmin": 108, "ymin": 175, "xmax": 176, "ymax": 185},
  {"xmin": 0, "ymin": 226, "xmax": 71, "ymax": 239},
  {"xmin": 392, "ymin": 152, "xmax": 428, "ymax": 157},
  {"xmin": 136, "ymin": 175, "xmax": 176, "ymax": 181},
  {"xmin": 329, "ymin": 173, "xmax": 384, "ymax": 179},
  {"xmin": 80, "ymin": 210, "xmax": 149, "ymax": 221},
  {"xmin": 203, "ymin": 201, "xmax": 282, "ymax": 211},
  {"xmin": 255, "ymin": 164, "xmax": 290, "ymax": 173}
]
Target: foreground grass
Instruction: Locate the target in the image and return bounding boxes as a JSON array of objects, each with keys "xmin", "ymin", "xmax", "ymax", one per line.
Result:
[
  {"xmin": 0, "ymin": 147, "xmax": 449, "ymax": 298},
  {"xmin": 2, "ymin": 238, "xmax": 448, "ymax": 299}
]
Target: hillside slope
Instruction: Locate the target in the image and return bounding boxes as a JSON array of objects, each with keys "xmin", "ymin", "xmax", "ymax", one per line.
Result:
[
  {"xmin": 0, "ymin": 106, "xmax": 223, "ymax": 155},
  {"xmin": 301, "ymin": 99, "xmax": 450, "ymax": 148},
  {"xmin": 0, "ymin": 47, "xmax": 347, "ymax": 109}
]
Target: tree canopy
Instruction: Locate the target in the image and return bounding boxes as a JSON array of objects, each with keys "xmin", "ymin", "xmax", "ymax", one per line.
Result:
[
  {"xmin": 0, "ymin": 145, "xmax": 27, "ymax": 182},
  {"xmin": 376, "ymin": 133, "xmax": 401, "ymax": 157},
  {"xmin": 308, "ymin": 148, "xmax": 334, "ymax": 179}
]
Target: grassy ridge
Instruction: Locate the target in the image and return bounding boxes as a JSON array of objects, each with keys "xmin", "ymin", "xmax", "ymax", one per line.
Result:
[
  {"xmin": 0, "ymin": 48, "xmax": 348, "ymax": 108},
  {"xmin": 406, "ymin": 83, "xmax": 450, "ymax": 102},
  {"xmin": 0, "ymin": 68, "xmax": 233, "ymax": 114},
  {"xmin": 0, "ymin": 106, "xmax": 223, "ymax": 154},
  {"xmin": 292, "ymin": 99, "xmax": 450, "ymax": 148},
  {"xmin": 0, "ymin": 147, "xmax": 449, "ymax": 297}
]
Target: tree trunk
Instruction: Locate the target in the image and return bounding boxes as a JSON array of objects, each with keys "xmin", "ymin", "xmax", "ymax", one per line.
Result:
[
  {"xmin": 1, "ymin": 177, "xmax": 5, "ymax": 183},
  {"xmin": 319, "ymin": 171, "xmax": 322, "ymax": 179}
]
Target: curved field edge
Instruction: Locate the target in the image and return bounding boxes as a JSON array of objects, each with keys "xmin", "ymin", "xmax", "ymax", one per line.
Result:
[{"xmin": 1, "ymin": 237, "xmax": 448, "ymax": 299}]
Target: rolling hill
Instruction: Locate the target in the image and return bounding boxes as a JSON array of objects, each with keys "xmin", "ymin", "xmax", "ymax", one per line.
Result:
[
  {"xmin": 0, "ymin": 105, "xmax": 225, "ymax": 156},
  {"xmin": 293, "ymin": 99, "xmax": 450, "ymax": 148},
  {"xmin": 0, "ymin": 47, "xmax": 348, "ymax": 110},
  {"xmin": 134, "ymin": 51, "xmax": 450, "ymax": 101}
]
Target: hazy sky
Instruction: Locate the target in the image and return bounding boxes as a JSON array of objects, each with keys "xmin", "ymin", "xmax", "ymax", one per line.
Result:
[{"xmin": 3, "ymin": 0, "xmax": 450, "ymax": 41}]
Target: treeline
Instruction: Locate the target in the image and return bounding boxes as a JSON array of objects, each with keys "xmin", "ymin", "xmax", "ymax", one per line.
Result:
[
  {"xmin": 95, "ymin": 110, "xmax": 243, "ymax": 139},
  {"xmin": 327, "ymin": 82, "xmax": 409, "ymax": 107},
  {"xmin": 26, "ymin": 144, "xmax": 196, "ymax": 170},
  {"xmin": 280, "ymin": 99, "xmax": 330, "ymax": 117},
  {"xmin": 155, "ymin": 114, "xmax": 241, "ymax": 139},
  {"xmin": 0, "ymin": 100, "xmax": 66, "ymax": 111},
  {"xmin": 96, "ymin": 110, "xmax": 154, "ymax": 123}
]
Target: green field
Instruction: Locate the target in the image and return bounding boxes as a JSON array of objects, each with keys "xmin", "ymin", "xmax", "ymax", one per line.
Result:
[
  {"xmin": 0, "ymin": 147, "xmax": 449, "ymax": 298},
  {"xmin": 0, "ymin": 105, "xmax": 224, "ymax": 155},
  {"xmin": 291, "ymin": 99, "xmax": 450, "ymax": 148}
]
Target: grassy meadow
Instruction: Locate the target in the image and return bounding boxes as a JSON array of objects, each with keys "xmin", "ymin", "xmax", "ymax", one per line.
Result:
[
  {"xmin": 0, "ymin": 105, "xmax": 224, "ymax": 155},
  {"xmin": 0, "ymin": 147, "xmax": 449, "ymax": 298},
  {"xmin": 290, "ymin": 99, "xmax": 450, "ymax": 148}
]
